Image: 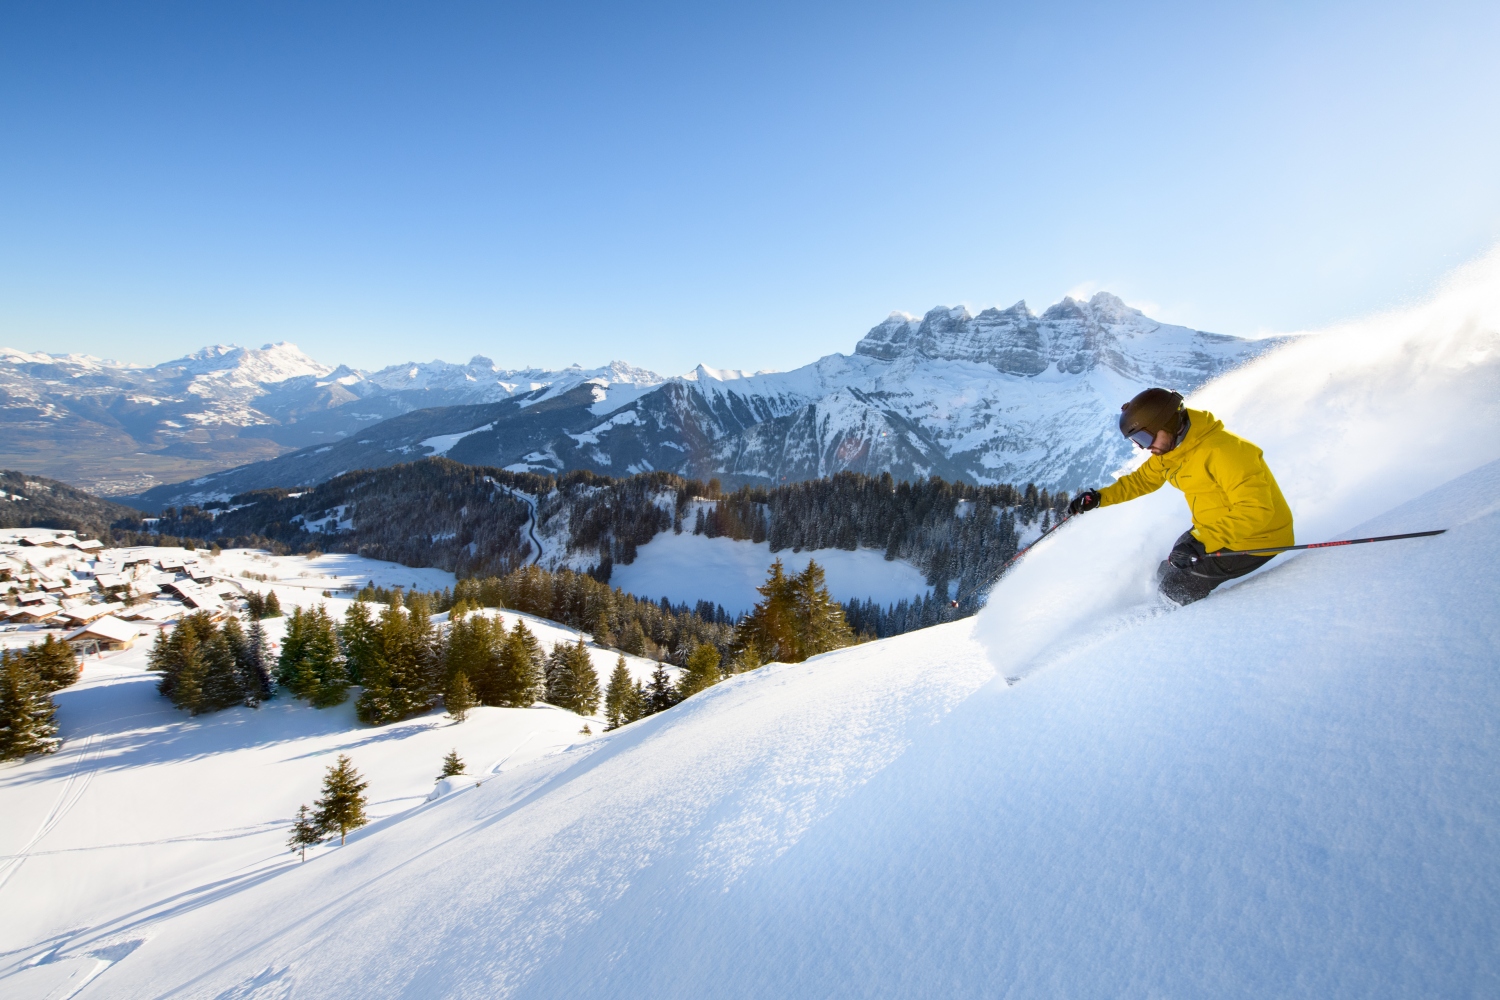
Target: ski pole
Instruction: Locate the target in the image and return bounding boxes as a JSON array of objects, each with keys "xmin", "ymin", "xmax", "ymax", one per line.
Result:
[
  {"xmin": 1002, "ymin": 511, "xmax": 1075, "ymax": 570},
  {"xmin": 1201, "ymin": 529, "xmax": 1446, "ymax": 558}
]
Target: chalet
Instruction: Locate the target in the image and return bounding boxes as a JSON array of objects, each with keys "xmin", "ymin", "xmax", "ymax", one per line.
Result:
[
  {"xmin": 60, "ymin": 584, "xmax": 91, "ymax": 598},
  {"xmin": 65, "ymin": 615, "xmax": 141, "ymax": 651},
  {"xmin": 10, "ymin": 604, "xmax": 61, "ymax": 624},
  {"xmin": 95, "ymin": 574, "xmax": 127, "ymax": 592},
  {"xmin": 118, "ymin": 603, "xmax": 185, "ymax": 623},
  {"xmin": 60, "ymin": 602, "xmax": 126, "ymax": 625},
  {"xmin": 16, "ymin": 591, "xmax": 49, "ymax": 605},
  {"xmin": 75, "ymin": 539, "xmax": 104, "ymax": 552}
]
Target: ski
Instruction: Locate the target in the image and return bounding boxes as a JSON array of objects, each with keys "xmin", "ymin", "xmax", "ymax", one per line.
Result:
[{"xmin": 1202, "ymin": 529, "xmax": 1447, "ymax": 558}]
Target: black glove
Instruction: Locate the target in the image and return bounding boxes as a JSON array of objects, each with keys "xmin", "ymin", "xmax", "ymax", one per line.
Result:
[
  {"xmin": 1068, "ymin": 489, "xmax": 1101, "ymax": 515},
  {"xmin": 1168, "ymin": 534, "xmax": 1207, "ymax": 569}
]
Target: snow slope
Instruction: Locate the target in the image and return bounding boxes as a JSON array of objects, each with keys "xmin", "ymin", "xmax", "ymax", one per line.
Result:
[
  {"xmin": 610, "ymin": 532, "xmax": 932, "ymax": 614},
  {"xmin": 33, "ymin": 458, "xmax": 1498, "ymax": 1000},
  {"xmin": 5, "ymin": 253, "xmax": 1499, "ymax": 997}
]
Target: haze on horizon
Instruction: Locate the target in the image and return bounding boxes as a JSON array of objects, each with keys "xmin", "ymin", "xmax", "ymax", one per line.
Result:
[{"xmin": 1, "ymin": 1, "xmax": 1497, "ymax": 375}]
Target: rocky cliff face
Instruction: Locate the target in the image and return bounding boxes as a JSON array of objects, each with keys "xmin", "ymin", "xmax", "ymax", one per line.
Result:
[{"xmin": 118, "ymin": 294, "xmax": 1289, "ymax": 511}]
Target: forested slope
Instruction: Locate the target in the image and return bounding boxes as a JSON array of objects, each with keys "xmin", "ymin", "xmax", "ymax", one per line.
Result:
[{"xmin": 140, "ymin": 460, "xmax": 1071, "ymax": 606}]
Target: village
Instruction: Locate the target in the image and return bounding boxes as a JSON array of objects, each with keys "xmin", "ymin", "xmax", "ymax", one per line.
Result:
[{"xmin": 0, "ymin": 528, "xmax": 243, "ymax": 656}]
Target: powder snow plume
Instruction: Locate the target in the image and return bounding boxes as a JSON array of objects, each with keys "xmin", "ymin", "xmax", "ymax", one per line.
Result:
[{"xmin": 977, "ymin": 246, "xmax": 1500, "ymax": 678}]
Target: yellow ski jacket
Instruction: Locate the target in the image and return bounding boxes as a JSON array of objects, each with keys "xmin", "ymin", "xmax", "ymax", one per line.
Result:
[{"xmin": 1097, "ymin": 408, "xmax": 1295, "ymax": 552}]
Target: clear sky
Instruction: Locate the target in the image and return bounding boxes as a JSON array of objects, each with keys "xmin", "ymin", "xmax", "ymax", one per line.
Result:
[{"xmin": 2, "ymin": 1, "xmax": 1497, "ymax": 375}]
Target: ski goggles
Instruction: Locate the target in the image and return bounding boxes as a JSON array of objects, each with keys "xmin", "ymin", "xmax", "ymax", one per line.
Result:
[{"xmin": 1122, "ymin": 413, "xmax": 1152, "ymax": 446}]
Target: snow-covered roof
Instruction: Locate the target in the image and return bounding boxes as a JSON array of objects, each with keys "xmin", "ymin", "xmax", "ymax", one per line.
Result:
[{"xmin": 65, "ymin": 615, "xmax": 140, "ymax": 644}]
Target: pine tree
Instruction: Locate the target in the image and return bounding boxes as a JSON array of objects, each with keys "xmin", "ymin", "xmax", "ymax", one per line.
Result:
[
  {"xmin": 263, "ymin": 590, "xmax": 283, "ymax": 618},
  {"xmin": 339, "ymin": 598, "xmax": 377, "ymax": 685},
  {"xmin": 287, "ymin": 803, "xmax": 320, "ymax": 862},
  {"xmin": 445, "ymin": 671, "xmax": 476, "ymax": 722},
  {"xmin": 677, "ymin": 644, "xmax": 721, "ymax": 700},
  {"xmin": 494, "ymin": 619, "xmax": 543, "ymax": 707},
  {"xmin": 0, "ymin": 649, "xmax": 61, "ymax": 760},
  {"xmin": 312, "ymin": 754, "xmax": 369, "ymax": 845},
  {"xmin": 438, "ymin": 749, "xmax": 465, "ymax": 779},
  {"xmin": 603, "ymin": 656, "xmax": 636, "ymax": 730},
  {"xmin": 199, "ymin": 624, "xmax": 247, "ymax": 712},
  {"xmin": 734, "ymin": 559, "xmax": 797, "ymax": 662},
  {"xmin": 546, "ymin": 637, "xmax": 600, "ymax": 716},
  {"xmin": 305, "ymin": 607, "xmax": 350, "ymax": 709},
  {"xmin": 22, "ymin": 635, "xmax": 80, "ymax": 692},
  {"xmin": 621, "ymin": 619, "xmax": 647, "ymax": 656},
  {"xmin": 245, "ymin": 591, "xmax": 265, "ymax": 619},
  {"xmin": 791, "ymin": 560, "xmax": 855, "ymax": 660},
  {"xmin": 626, "ymin": 680, "xmax": 649, "ymax": 723},
  {"xmin": 243, "ymin": 616, "xmax": 273, "ymax": 704},
  {"xmin": 647, "ymin": 661, "xmax": 677, "ymax": 714}
]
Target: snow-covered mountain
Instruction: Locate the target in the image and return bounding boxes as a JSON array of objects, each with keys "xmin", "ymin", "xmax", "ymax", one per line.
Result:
[
  {"xmin": 0, "ymin": 342, "xmax": 661, "ymax": 496},
  {"xmin": 118, "ymin": 293, "xmax": 1286, "ymax": 510},
  {"xmin": 2, "ymin": 252, "xmax": 1497, "ymax": 999}
]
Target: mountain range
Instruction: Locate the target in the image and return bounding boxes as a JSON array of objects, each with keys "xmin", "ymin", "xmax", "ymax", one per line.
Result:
[{"xmin": 1, "ymin": 293, "xmax": 1288, "ymax": 508}]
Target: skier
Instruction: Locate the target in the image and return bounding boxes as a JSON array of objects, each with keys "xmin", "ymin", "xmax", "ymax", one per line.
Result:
[{"xmin": 1067, "ymin": 388, "xmax": 1294, "ymax": 605}]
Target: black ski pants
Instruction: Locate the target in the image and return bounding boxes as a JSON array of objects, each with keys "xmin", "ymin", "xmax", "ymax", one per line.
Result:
[{"xmin": 1156, "ymin": 529, "xmax": 1274, "ymax": 605}]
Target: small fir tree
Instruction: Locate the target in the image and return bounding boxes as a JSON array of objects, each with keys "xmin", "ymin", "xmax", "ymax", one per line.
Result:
[
  {"xmin": 677, "ymin": 644, "xmax": 722, "ymax": 700},
  {"xmin": 25, "ymin": 635, "xmax": 81, "ymax": 692},
  {"xmin": 647, "ymin": 661, "xmax": 677, "ymax": 714},
  {"xmin": 445, "ymin": 671, "xmax": 476, "ymax": 722},
  {"xmin": 243, "ymin": 615, "xmax": 273, "ymax": 704},
  {"xmin": 287, "ymin": 804, "xmax": 321, "ymax": 862},
  {"xmin": 546, "ymin": 637, "xmax": 600, "ymax": 716},
  {"xmin": 312, "ymin": 754, "xmax": 369, "ymax": 846},
  {"xmin": 0, "ymin": 649, "xmax": 61, "ymax": 760},
  {"xmin": 603, "ymin": 656, "xmax": 636, "ymax": 730},
  {"xmin": 263, "ymin": 590, "xmax": 283, "ymax": 618},
  {"xmin": 438, "ymin": 749, "xmax": 465, "ymax": 779}
]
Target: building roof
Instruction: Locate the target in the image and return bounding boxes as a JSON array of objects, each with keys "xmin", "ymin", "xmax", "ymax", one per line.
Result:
[
  {"xmin": 60, "ymin": 602, "xmax": 126, "ymax": 624},
  {"xmin": 66, "ymin": 615, "xmax": 140, "ymax": 644}
]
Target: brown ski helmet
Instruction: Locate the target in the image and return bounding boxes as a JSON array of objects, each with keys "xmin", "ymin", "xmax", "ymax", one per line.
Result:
[{"xmin": 1119, "ymin": 388, "xmax": 1186, "ymax": 441}]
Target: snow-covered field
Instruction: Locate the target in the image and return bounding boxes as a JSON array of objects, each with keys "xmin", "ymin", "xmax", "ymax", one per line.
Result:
[
  {"xmin": 1, "ymin": 250, "xmax": 1497, "ymax": 997},
  {"xmin": 610, "ymin": 531, "xmax": 932, "ymax": 613}
]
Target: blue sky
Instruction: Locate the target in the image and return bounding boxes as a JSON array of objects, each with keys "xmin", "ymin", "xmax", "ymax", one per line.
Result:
[{"xmin": 2, "ymin": 1, "xmax": 1497, "ymax": 374}]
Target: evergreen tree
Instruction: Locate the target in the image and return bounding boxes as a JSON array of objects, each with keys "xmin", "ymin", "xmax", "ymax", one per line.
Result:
[
  {"xmin": 199, "ymin": 623, "xmax": 247, "ymax": 712},
  {"xmin": 546, "ymin": 637, "xmax": 601, "ymax": 716},
  {"xmin": 445, "ymin": 671, "xmax": 476, "ymax": 722},
  {"xmin": 621, "ymin": 619, "xmax": 647, "ymax": 656},
  {"xmin": 677, "ymin": 644, "xmax": 722, "ymax": 700},
  {"xmin": 647, "ymin": 661, "xmax": 677, "ymax": 714},
  {"xmin": 734, "ymin": 559, "xmax": 797, "ymax": 663},
  {"xmin": 626, "ymin": 680, "xmax": 649, "ymax": 724},
  {"xmin": 356, "ymin": 594, "xmax": 438, "ymax": 724},
  {"xmin": 790, "ymin": 560, "xmax": 855, "ymax": 659},
  {"xmin": 263, "ymin": 591, "xmax": 283, "ymax": 618},
  {"xmin": 304, "ymin": 607, "xmax": 350, "ymax": 709},
  {"xmin": 245, "ymin": 591, "xmax": 265, "ymax": 619},
  {"xmin": 438, "ymin": 749, "xmax": 465, "ymax": 779},
  {"xmin": 287, "ymin": 803, "xmax": 320, "ymax": 862},
  {"xmin": 312, "ymin": 754, "xmax": 369, "ymax": 846},
  {"xmin": 0, "ymin": 649, "xmax": 61, "ymax": 760},
  {"xmin": 21, "ymin": 635, "xmax": 80, "ymax": 692},
  {"xmin": 444, "ymin": 611, "xmax": 503, "ymax": 705},
  {"xmin": 603, "ymin": 656, "xmax": 636, "ymax": 730},
  {"xmin": 243, "ymin": 616, "xmax": 273, "ymax": 704},
  {"xmin": 493, "ymin": 619, "xmax": 543, "ymax": 707},
  {"xmin": 339, "ymin": 598, "xmax": 377, "ymax": 685}
]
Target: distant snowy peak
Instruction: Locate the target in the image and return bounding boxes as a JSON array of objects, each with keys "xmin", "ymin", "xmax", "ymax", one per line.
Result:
[
  {"xmin": 162, "ymin": 342, "xmax": 334, "ymax": 383},
  {"xmin": 853, "ymin": 292, "xmax": 1255, "ymax": 382}
]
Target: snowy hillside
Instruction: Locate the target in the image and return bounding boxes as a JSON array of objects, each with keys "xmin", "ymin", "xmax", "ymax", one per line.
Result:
[{"xmin": 3, "ymin": 253, "xmax": 1496, "ymax": 997}]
